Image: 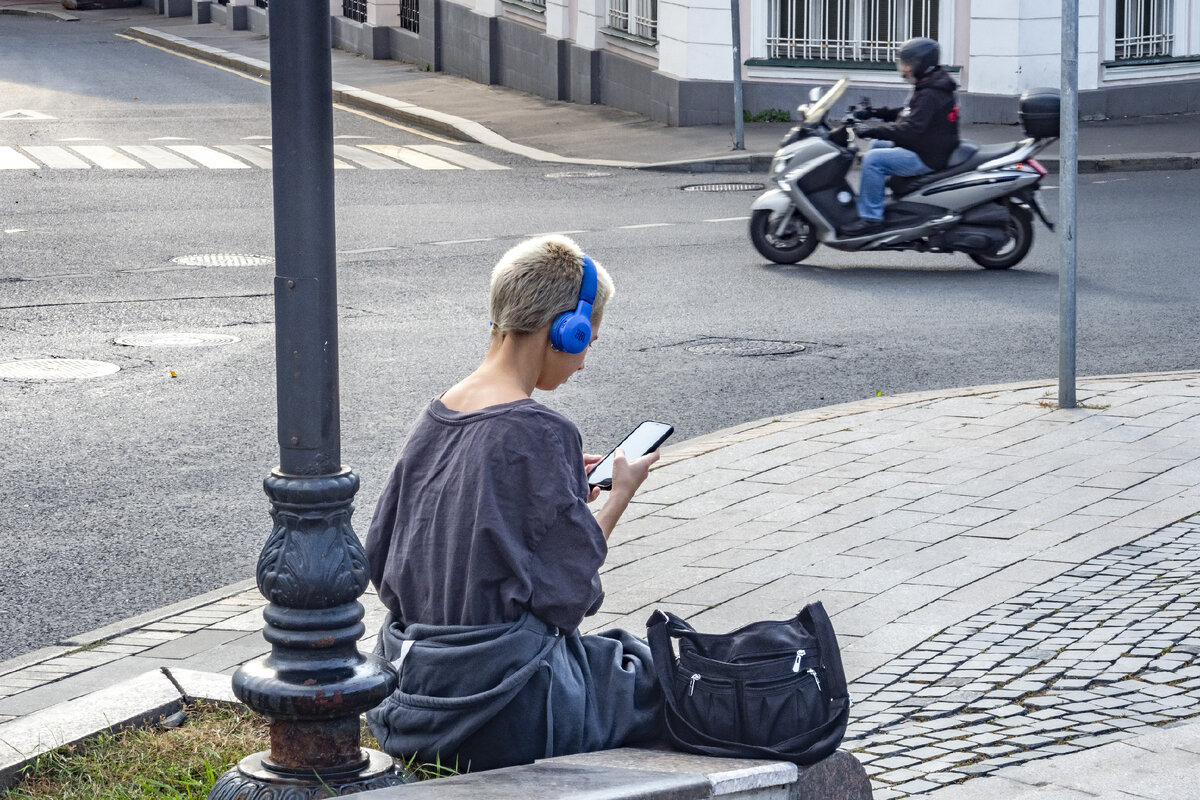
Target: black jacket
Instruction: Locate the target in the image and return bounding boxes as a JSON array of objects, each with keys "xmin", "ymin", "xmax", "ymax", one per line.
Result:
[{"xmin": 859, "ymin": 67, "xmax": 960, "ymax": 170}]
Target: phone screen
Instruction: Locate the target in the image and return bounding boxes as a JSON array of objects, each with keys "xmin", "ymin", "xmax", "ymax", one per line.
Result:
[{"xmin": 588, "ymin": 420, "xmax": 674, "ymax": 489}]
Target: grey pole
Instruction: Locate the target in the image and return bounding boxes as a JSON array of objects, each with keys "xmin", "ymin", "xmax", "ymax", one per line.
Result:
[
  {"xmin": 207, "ymin": 0, "xmax": 407, "ymax": 795},
  {"xmin": 731, "ymin": 0, "xmax": 744, "ymax": 149},
  {"xmin": 1059, "ymin": 0, "xmax": 1078, "ymax": 408}
]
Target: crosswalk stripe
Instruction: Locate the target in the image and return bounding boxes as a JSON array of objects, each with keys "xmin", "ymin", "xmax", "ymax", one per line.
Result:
[
  {"xmin": 71, "ymin": 146, "xmax": 145, "ymax": 169},
  {"xmin": 260, "ymin": 144, "xmax": 354, "ymax": 169},
  {"xmin": 216, "ymin": 145, "xmax": 274, "ymax": 169},
  {"xmin": 0, "ymin": 147, "xmax": 38, "ymax": 169},
  {"xmin": 407, "ymin": 144, "xmax": 509, "ymax": 171},
  {"xmin": 166, "ymin": 145, "xmax": 250, "ymax": 169},
  {"xmin": 360, "ymin": 144, "xmax": 461, "ymax": 170},
  {"xmin": 334, "ymin": 145, "xmax": 409, "ymax": 170},
  {"xmin": 120, "ymin": 145, "xmax": 198, "ymax": 169},
  {"xmin": 21, "ymin": 146, "xmax": 89, "ymax": 169}
]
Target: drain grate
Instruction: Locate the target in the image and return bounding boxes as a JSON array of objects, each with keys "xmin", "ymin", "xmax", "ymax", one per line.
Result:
[
  {"xmin": 684, "ymin": 338, "xmax": 806, "ymax": 357},
  {"xmin": 682, "ymin": 183, "xmax": 765, "ymax": 192},
  {"xmin": 170, "ymin": 254, "xmax": 274, "ymax": 268},
  {"xmin": 0, "ymin": 359, "xmax": 120, "ymax": 381},
  {"xmin": 114, "ymin": 333, "xmax": 241, "ymax": 348}
]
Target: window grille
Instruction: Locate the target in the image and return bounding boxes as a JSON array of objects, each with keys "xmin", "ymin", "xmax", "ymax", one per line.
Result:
[
  {"xmin": 254, "ymin": 0, "xmax": 266, "ymax": 7},
  {"xmin": 767, "ymin": 0, "xmax": 938, "ymax": 62},
  {"xmin": 400, "ymin": 0, "xmax": 419, "ymax": 32},
  {"xmin": 608, "ymin": 0, "xmax": 657, "ymax": 40},
  {"xmin": 1114, "ymin": 0, "xmax": 1174, "ymax": 59},
  {"xmin": 343, "ymin": 0, "xmax": 366, "ymax": 23}
]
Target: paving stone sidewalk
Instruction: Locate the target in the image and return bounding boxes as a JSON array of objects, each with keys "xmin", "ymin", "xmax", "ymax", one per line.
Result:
[{"xmin": 2, "ymin": 370, "xmax": 1200, "ymax": 797}]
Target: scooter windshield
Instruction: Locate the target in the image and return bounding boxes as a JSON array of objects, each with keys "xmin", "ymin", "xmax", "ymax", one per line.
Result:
[{"xmin": 803, "ymin": 77, "xmax": 850, "ymax": 125}]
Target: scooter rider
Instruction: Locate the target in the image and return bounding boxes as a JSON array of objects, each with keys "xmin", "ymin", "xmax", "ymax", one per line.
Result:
[{"xmin": 842, "ymin": 37, "xmax": 960, "ymax": 237}]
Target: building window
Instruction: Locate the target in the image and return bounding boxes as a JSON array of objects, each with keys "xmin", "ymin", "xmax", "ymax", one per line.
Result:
[
  {"xmin": 400, "ymin": 0, "xmax": 419, "ymax": 32},
  {"xmin": 767, "ymin": 0, "xmax": 937, "ymax": 62},
  {"xmin": 1114, "ymin": 0, "xmax": 1174, "ymax": 59},
  {"xmin": 343, "ymin": 0, "xmax": 366, "ymax": 23},
  {"xmin": 608, "ymin": 0, "xmax": 658, "ymax": 41}
]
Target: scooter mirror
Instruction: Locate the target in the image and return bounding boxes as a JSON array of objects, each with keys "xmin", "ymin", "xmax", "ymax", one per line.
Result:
[
  {"xmin": 808, "ymin": 87, "xmax": 823, "ymax": 102},
  {"xmin": 796, "ymin": 104, "xmax": 810, "ymax": 117}
]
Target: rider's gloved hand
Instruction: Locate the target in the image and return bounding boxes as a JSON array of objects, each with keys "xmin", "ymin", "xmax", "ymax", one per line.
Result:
[
  {"xmin": 852, "ymin": 124, "xmax": 873, "ymax": 139},
  {"xmin": 852, "ymin": 107, "xmax": 876, "ymax": 121}
]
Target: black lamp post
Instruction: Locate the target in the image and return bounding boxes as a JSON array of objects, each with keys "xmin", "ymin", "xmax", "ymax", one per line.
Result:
[{"xmin": 207, "ymin": 0, "xmax": 407, "ymax": 796}]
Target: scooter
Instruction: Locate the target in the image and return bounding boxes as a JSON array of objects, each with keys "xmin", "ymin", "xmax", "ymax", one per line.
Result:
[{"xmin": 749, "ymin": 78, "xmax": 1056, "ymax": 269}]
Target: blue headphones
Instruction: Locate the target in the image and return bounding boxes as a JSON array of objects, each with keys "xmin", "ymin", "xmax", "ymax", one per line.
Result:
[{"xmin": 549, "ymin": 254, "xmax": 597, "ymax": 355}]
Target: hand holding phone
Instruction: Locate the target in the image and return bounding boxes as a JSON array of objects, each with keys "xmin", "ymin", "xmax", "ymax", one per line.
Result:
[{"xmin": 588, "ymin": 420, "xmax": 674, "ymax": 490}]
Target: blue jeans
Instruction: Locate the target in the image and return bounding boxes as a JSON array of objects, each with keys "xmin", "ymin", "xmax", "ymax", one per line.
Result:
[{"xmin": 856, "ymin": 141, "xmax": 932, "ymax": 222}]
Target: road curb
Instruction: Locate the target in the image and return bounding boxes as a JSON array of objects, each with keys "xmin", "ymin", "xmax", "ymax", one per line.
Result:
[
  {"xmin": 639, "ymin": 150, "xmax": 1200, "ymax": 174},
  {"xmin": 122, "ymin": 27, "xmax": 643, "ymax": 169}
]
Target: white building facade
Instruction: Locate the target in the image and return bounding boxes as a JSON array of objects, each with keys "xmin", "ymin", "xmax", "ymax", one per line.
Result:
[{"xmin": 188, "ymin": 0, "xmax": 1200, "ymax": 124}]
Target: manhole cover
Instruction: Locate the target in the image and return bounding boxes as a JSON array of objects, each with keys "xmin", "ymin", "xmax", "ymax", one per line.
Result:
[
  {"xmin": 682, "ymin": 183, "xmax": 765, "ymax": 192},
  {"xmin": 544, "ymin": 171, "xmax": 613, "ymax": 179},
  {"xmin": 684, "ymin": 338, "xmax": 806, "ymax": 357},
  {"xmin": 0, "ymin": 359, "xmax": 120, "ymax": 381},
  {"xmin": 170, "ymin": 254, "xmax": 274, "ymax": 268},
  {"xmin": 114, "ymin": 333, "xmax": 241, "ymax": 348}
]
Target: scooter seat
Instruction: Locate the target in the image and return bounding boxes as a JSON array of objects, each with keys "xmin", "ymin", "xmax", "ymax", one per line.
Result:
[{"xmin": 889, "ymin": 140, "xmax": 1023, "ymax": 197}]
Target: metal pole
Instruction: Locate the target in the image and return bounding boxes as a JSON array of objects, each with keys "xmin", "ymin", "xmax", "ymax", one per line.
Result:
[
  {"xmin": 1059, "ymin": 0, "xmax": 1078, "ymax": 408},
  {"xmin": 731, "ymin": 0, "xmax": 744, "ymax": 149},
  {"xmin": 208, "ymin": 0, "xmax": 406, "ymax": 795}
]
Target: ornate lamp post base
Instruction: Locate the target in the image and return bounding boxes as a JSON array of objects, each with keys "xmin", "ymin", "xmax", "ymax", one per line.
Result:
[{"xmin": 210, "ymin": 750, "xmax": 406, "ymax": 799}]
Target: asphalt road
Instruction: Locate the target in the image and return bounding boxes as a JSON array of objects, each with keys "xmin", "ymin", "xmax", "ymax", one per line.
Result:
[{"xmin": 2, "ymin": 15, "xmax": 1199, "ymax": 662}]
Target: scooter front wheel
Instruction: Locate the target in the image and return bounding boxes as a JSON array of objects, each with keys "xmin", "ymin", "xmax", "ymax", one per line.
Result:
[{"xmin": 750, "ymin": 208, "xmax": 819, "ymax": 264}]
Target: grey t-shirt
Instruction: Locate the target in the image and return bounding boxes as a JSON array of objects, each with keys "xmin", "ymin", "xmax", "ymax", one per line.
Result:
[{"xmin": 365, "ymin": 398, "xmax": 606, "ymax": 632}]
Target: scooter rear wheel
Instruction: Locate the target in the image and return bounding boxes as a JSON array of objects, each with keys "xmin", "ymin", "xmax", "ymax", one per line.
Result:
[
  {"xmin": 969, "ymin": 206, "xmax": 1033, "ymax": 270},
  {"xmin": 750, "ymin": 209, "xmax": 819, "ymax": 264}
]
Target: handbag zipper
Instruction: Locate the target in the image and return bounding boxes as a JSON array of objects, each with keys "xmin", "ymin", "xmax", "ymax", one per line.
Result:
[
  {"xmin": 688, "ymin": 673, "xmax": 701, "ymax": 696},
  {"xmin": 807, "ymin": 668, "xmax": 822, "ymax": 691},
  {"xmin": 791, "ymin": 649, "xmax": 806, "ymax": 672}
]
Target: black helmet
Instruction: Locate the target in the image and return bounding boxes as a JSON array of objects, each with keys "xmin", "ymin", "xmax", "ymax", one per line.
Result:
[{"xmin": 897, "ymin": 37, "xmax": 940, "ymax": 81}]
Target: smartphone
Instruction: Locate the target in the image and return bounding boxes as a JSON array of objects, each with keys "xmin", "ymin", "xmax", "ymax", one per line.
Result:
[{"xmin": 588, "ymin": 420, "xmax": 674, "ymax": 490}]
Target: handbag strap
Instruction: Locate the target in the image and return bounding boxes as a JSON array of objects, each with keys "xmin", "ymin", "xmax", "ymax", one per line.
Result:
[{"xmin": 802, "ymin": 602, "xmax": 848, "ymax": 700}]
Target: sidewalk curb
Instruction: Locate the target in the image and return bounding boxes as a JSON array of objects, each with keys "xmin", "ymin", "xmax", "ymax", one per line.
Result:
[
  {"xmin": 122, "ymin": 27, "xmax": 645, "ymax": 169},
  {"xmin": 639, "ymin": 150, "xmax": 1200, "ymax": 174},
  {"xmin": 0, "ymin": 5, "xmax": 79, "ymax": 19}
]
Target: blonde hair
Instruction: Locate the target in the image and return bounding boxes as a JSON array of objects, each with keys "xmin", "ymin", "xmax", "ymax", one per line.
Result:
[{"xmin": 489, "ymin": 235, "xmax": 614, "ymax": 338}]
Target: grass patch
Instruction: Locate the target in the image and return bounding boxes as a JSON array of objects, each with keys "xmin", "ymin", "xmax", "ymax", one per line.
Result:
[
  {"xmin": 743, "ymin": 108, "xmax": 792, "ymax": 123},
  {"xmin": 1, "ymin": 702, "xmax": 453, "ymax": 800}
]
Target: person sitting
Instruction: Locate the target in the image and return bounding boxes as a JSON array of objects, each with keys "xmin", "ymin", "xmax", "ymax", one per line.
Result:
[
  {"xmin": 843, "ymin": 37, "xmax": 961, "ymax": 237},
  {"xmin": 363, "ymin": 235, "xmax": 663, "ymax": 772}
]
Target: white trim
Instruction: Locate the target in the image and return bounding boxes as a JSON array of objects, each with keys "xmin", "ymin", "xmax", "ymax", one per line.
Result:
[
  {"xmin": 745, "ymin": 64, "xmax": 906, "ymax": 81},
  {"xmin": 1102, "ymin": 57, "xmax": 1200, "ymax": 79}
]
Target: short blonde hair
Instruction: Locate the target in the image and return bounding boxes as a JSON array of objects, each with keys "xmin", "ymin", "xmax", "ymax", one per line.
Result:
[{"xmin": 489, "ymin": 235, "xmax": 614, "ymax": 338}]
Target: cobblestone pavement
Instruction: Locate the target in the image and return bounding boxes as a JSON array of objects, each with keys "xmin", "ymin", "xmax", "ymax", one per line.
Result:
[{"xmin": 848, "ymin": 515, "xmax": 1200, "ymax": 798}]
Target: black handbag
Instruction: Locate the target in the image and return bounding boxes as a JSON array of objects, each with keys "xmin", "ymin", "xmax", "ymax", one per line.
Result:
[{"xmin": 646, "ymin": 602, "xmax": 850, "ymax": 765}]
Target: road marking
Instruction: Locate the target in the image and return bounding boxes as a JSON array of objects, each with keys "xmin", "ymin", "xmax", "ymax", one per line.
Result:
[
  {"xmin": 117, "ymin": 33, "xmax": 271, "ymax": 86},
  {"xmin": 216, "ymin": 145, "xmax": 274, "ymax": 169},
  {"xmin": 408, "ymin": 144, "xmax": 509, "ymax": 171},
  {"xmin": 5, "ymin": 229, "xmax": 27, "ymax": 234},
  {"xmin": 70, "ymin": 146, "xmax": 144, "ymax": 169},
  {"xmin": 617, "ymin": 223, "xmax": 673, "ymax": 229},
  {"xmin": 339, "ymin": 246, "xmax": 399, "ymax": 254},
  {"xmin": 0, "ymin": 110, "xmax": 55, "ymax": 121},
  {"xmin": 260, "ymin": 144, "xmax": 352, "ymax": 169},
  {"xmin": 0, "ymin": 147, "xmax": 39, "ymax": 169},
  {"xmin": 361, "ymin": 144, "xmax": 461, "ymax": 170},
  {"xmin": 166, "ymin": 145, "xmax": 250, "ymax": 169},
  {"xmin": 333, "ymin": 145, "xmax": 409, "ymax": 170},
  {"xmin": 150, "ymin": 137, "xmax": 193, "ymax": 141},
  {"xmin": 120, "ymin": 145, "xmax": 199, "ymax": 169},
  {"xmin": 433, "ymin": 237, "xmax": 496, "ymax": 245},
  {"xmin": 331, "ymin": 103, "xmax": 461, "ymax": 145},
  {"xmin": 705, "ymin": 216, "xmax": 751, "ymax": 223},
  {"xmin": 242, "ymin": 135, "xmax": 271, "ymax": 140},
  {"xmin": 527, "ymin": 230, "xmax": 587, "ymax": 237},
  {"xmin": 58, "ymin": 137, "xmax": 101, "ymax": 142},
  {"xmin": 22, "ymin": 146, "xmax": 90, "ymax": 169}
]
